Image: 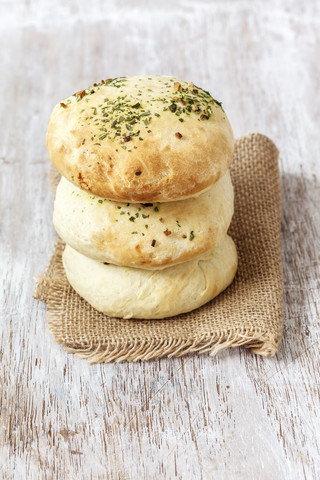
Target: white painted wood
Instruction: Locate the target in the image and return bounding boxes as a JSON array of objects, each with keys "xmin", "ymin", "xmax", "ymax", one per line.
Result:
[{"xmin": 1, "ymin": 0, "xmax": 319, "ymax": 478}]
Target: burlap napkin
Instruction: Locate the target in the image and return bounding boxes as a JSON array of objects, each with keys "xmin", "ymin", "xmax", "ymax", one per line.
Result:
[{"xmin": 34, "ymin": 133, "xmax": 283, "ymax": 363}]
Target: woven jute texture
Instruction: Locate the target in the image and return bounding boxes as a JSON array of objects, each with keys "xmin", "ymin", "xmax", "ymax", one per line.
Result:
[{"xmin": 34, "ymin": 133, "xmax": 283, "ymax": 363}]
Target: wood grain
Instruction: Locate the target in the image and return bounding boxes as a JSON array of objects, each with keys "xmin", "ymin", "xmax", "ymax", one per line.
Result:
[{"xmin": 1, "ymin": 0, "xmax": 319, "ymax": 478}]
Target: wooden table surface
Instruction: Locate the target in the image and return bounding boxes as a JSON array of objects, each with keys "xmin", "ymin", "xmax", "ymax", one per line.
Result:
[{"xmin": 1, "ymin": 1, "xmax": 319, "ymax": 478}]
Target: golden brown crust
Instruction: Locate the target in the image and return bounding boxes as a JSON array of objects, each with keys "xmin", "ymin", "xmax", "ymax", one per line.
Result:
[{"xmin": 47, "ymin": 75, "xmax": 234, "ymax": 202}]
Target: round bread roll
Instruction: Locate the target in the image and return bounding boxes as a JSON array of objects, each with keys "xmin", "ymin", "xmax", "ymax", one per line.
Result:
[
  {"xmin": 47, "ymin": 75, "xmax": 234, "ymax": 202},
  {"xmin": 62, "ymin": 235, "xmax": 238, "ymax": 319},
  {"xmin": 54, "ymin": 170, "xmax": 234, "ymax": 269}
]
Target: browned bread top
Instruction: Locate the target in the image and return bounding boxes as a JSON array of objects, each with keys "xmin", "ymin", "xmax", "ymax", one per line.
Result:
[{"xmin": 47, "ymin": 75, "xmax": 234, "ymax": 202}]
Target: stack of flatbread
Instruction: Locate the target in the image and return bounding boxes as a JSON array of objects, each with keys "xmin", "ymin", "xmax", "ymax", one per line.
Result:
[{"xmin": 47, "ymin": 75, "xmax": 237, "ymax": 319}]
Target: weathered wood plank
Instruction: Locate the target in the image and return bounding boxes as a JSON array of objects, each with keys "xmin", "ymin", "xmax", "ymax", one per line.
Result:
[{"xmin": 1, "ymin": 0, "xmax": 319, "ymax": 478}]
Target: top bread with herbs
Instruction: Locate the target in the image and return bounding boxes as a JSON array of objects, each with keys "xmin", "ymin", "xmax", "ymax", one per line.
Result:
[{"xmin": 47, "ymin": 75, "xmax": 234, "ymax": 202}]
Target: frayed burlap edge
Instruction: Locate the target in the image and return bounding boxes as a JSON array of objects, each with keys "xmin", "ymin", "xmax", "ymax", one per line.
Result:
[{"xmin": 60, "ymin": 333, "xmax": 279, "ymax": 364}]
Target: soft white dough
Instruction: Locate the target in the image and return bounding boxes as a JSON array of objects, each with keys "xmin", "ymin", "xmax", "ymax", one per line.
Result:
[
  {"xmin": 54, "ymin": 170, "xmax": 234, "ymax": 269},
  {"xmin": 62, "ymin": 235, "xmax": 238, "ymax": 319}
]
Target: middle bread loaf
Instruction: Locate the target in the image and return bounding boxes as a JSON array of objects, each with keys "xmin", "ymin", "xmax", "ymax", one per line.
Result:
[{"xmin": 53, "ymin": 170, "xmax": 234, "ymax": 269}]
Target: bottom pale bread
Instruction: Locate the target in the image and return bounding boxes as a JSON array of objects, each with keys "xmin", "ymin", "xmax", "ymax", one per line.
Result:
[{"xmin": 62, "ymin": 235, "xmax": 238, "ymax": 320}]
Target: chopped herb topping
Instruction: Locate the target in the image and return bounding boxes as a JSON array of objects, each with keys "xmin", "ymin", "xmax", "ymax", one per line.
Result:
[
  {"xmin": 61, "ymin": 76, "xmax": 223, "ymax": 150},
  {"xmin": 212, "ymin": 98, "xmax": 223, "ymax": 109},
  {"xmin": 76, "ymin": 90, "xmax": 86, "ymax": 99},
  {"xmin": 189, "ymin": 231, "xmax": 195, "ymax": 241},
  {"xmin": 151, "ymin": 239, "xmax": 156, "ymax": 247}
]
